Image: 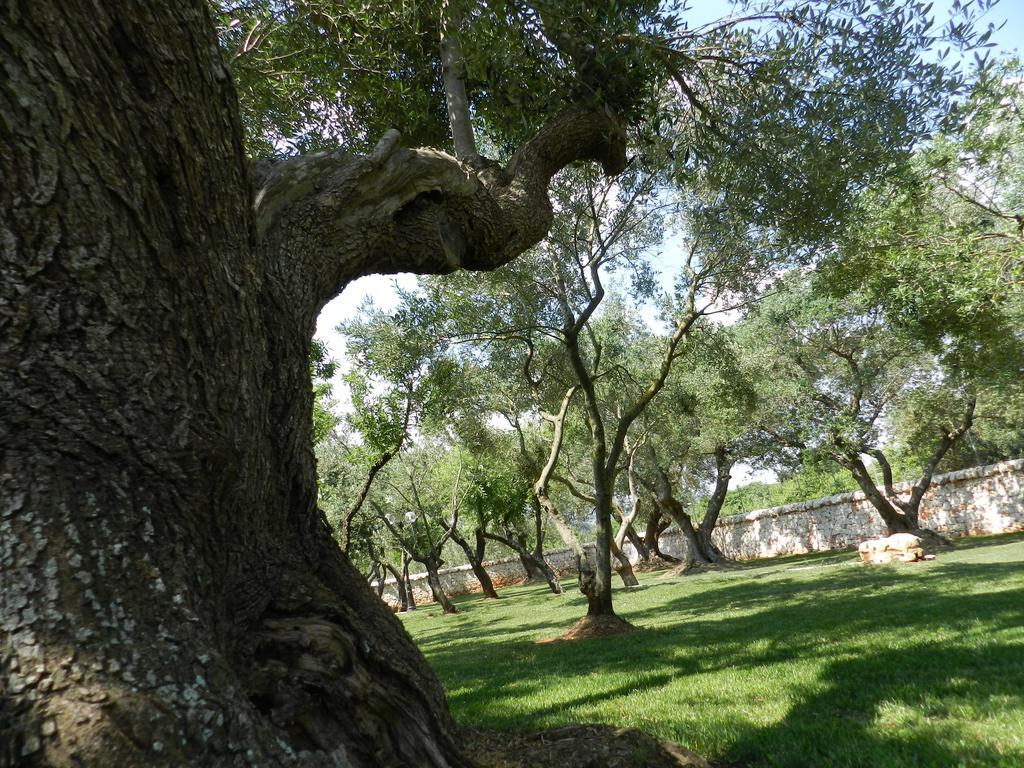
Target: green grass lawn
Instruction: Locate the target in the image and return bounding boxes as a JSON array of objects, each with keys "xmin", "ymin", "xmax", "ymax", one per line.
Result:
[{"xmin": 399, "ymin": 533, "xmax": 1024, "ymax": 768}]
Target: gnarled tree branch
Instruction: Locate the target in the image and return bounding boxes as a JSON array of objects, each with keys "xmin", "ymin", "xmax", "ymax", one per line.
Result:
[{"xmin": 252, "ymin": 106, "xmax": 628, "ymax": 321}]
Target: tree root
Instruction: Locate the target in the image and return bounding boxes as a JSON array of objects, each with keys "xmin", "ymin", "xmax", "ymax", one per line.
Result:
[
  {"xmin": 463, "ymin": 725, "xmax": 712, "ymax": 768},
  {"xmin": 541, "ymin": 614, "xmax": 637, "ymax": 643}
]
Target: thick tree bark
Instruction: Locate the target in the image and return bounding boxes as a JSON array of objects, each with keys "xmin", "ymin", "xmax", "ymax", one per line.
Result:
[{"xmin": 0, "ymin": 1, "xmax": 626, "ymax": 765}]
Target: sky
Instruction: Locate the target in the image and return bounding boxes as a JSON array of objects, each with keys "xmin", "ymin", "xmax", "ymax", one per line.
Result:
[{"xmin": 313, "ymin": 0, "xmax": 1023, "ymax": 483}]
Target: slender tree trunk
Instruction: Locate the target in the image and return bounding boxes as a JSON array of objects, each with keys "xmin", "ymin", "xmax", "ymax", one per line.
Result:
[
  {"xmin": 519, "ymin": 534, "xmax": 548, "ymax": 581},
  {"xmin": 643, "ymin": 509, "xmax": 679, "ymax": 563},
  {"xmin": 487, "ymin": 528, "xmax": 563, "ymax": 594},
  {"xmin": 533, "ymin": 555, "xmax": 563, "ymax": 595},
  {"xmin": 856, "ymin": 401, "xmax": 975, "ymax": 541},
  {"xmin": 369, "ymin": 560, "xmax": 386, "ymax": 597},
  {"xmin": 473, "ymin": 527, "xmax": 500, "ymax": 597},
  {"xmin": 382, "ymin": 559, "xmax": 410, "ymax": 612},
  {"xmin": 845, "ymin": 455, "xmax": 917, "ymax": 534},
  {"xmin": 423, "ymin": 562, "xmax": 459, "ymax": 615},
  {"xmin": 589, "ymin": 486, "xmax": 617, "ymax": 615},
  {"xmin": 693, "ymin": 447, "xmax": 733, "ymax": 563},
  {"xmin": 531, "ymin": 500, "xmax": 556, "ymax": 575},
  {"xmin": 625, "ymin": 522, "xmax": 651, "ymax": 562},
  {"xmin": 396, "ymin": 576, "xmax": 409, "ymax": 612},
  {"xmin": 610, "ymin": 537, "xmax": 640, "ymax": 587},
  {"xmin": 403, "ymin": 554, "xmax": 417, "ymax": 611},
  {"xmin": 449, "ymin": 529, "xmax": 500, "ymax": 599},
  {"xmin": 648, "ymin": 461, "xmax": 715, "ymax": 565},
  {"xmin": 537, "ymin": 485, "xmax": 601, "ymax": 607},
  {"xmin": 518, "ymin": 550, "xmax": 546, "ymax": 581}
]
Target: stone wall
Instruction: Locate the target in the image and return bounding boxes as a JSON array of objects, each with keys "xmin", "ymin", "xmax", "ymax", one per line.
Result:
[
  {"xmin": 708, "ymin": 458, "xmax": 1024, "ymax": 560},
  {"xmin": 379, "ymin": 459, "xmax": 1024, "ymax": 609}
]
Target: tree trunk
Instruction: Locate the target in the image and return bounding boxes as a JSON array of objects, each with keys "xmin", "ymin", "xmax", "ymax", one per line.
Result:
[
  {"xmin": 402, "ymin": 555, "xmax": 417, "ymax": 611},
  {"xmin": 369, "ymin": 560, "xmax": 386, "ymax": 598},
  {"xmin": 610, "ymin": 538, "xmax": 641, "ymax": 587},
  {"xmin": 423, "ymin": 564, "xmax": 459, "ymax": 615},
  {"xmin": 625, "ymin": 522, "xmax": 651, "ymax": 562},
  {"xmin": 858, "ymin": 403, "xmax": 974, "ymax": 542},
  {"xmin": 1, "ymin": 1, "xmax": 626, "ymax": 764},
  {"xmin": 650, "ymin": 464, "xmax": 717, "ymax": 565},
  {"xmin": 472, "ymin": 528, "xmax": 500, "ymax": 598},
  {"xmin": 382, "ymin": 559, "xmax": 410, "ymax": 612},
  {"xmin": 589, "ymin": 487, "xmax": 617, "ymax": 615},
  {"xmin": 693, "ymin": 447, "xmax": 733, "ymax": 563},
  {"xmin": 845, "ymin": 455, "xmax": 918, "ymax": 535},
  {"xmin": 519, "ymin": 549, "xmax": 549, "ymax": 582},
  {"xmin": 449, "ymin": 529, "xmax": 500, "ymax": 599},
  {"xmin": 643, "ymin": 509, "xmax": 679, "ymax": 564},
  {"xmin": 485, "ymin": 529, "xmax": 562, "ymax": 594}
]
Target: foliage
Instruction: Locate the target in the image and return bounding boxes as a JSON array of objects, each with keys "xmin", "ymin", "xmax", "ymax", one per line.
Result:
[
  {"xmin": 738, "ymin": 271, "xmax": 976, "ymax": 461},
  {"xmin": 819, "ymin": 56, "xmax": 1024, "ymax": 378},
  {"xmin": 310, "ymin": 338, "xmax": 338, "ymax": 445},
  {"xmin": 719, "ymin": 460, "xmax": 857, "ymax": 517},
  {"xmin": 216, "ymin": 0, "xmax": 994, "ymax": 255}
]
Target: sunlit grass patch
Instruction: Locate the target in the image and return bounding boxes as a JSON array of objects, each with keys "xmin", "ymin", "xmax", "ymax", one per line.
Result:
[{"xmin": 400, "ymin": 533, "xmax": 1024, "ymax": 767}]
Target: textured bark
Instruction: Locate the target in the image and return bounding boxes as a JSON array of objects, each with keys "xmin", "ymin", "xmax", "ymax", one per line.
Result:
[
  {"xmin": 610, "ymin": 539, "xmax": 640, "ymax": 587},
  {"xmin": 424, "ymin": 564, "xmax": 459, "ymax": 615},
  {"xmin": 449, "ymin": 529, "xmax": 500, "ymax": 599},
  {"xmin": 484, "ymin": 529, "xmax": 562, "ymax": 595},
  {"xmin": 0, "ymin": 1, "xmax": 626, "ymax": 765}
]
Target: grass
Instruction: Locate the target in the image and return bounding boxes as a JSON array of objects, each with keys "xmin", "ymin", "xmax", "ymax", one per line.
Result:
[{"xmin": 399, "ymin": 533, "xmax": 1024, "ymax": 767}]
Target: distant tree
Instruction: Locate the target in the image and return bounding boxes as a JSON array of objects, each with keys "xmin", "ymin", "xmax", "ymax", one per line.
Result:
[
  {"xmin": 373, "ymin": 447, "xmax": 470, "ymax": 614},
  {"xmin": 741, "ymin": 274, "xmax": 1002, "ymax": 540},
  {"xmin": 636, "ymin": 326, "xmax": 778, "ymax": 565},
  {"xmin": 319, "ymin": 305, "xmax": 466, "ymax": 551}
]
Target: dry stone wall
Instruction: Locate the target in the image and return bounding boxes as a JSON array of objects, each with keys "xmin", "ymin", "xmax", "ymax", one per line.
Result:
[
  {"xmin": 379, "ymin": 459, "xmax": 1024, "ymax": 609},
  {"xmin": 708, "ymin": 458, "xmax": 1023, "ymax": 559}
]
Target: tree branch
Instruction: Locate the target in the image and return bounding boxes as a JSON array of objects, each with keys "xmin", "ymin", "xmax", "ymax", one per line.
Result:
[{"xmin": 252, "ymin": 106, "xmax": 627, "ymax": 321}]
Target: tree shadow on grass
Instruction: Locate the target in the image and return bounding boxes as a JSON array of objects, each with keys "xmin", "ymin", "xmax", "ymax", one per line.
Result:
[
  {"xmin": 421, "ymin": 546, "xmax": 1024, "ymax": 766},
  {"xmin": 627, "ymin": 559, "xmax": 1024, "ymax": 628},
  {"xmin": 721, "ymin": 643, "xmax": 1024, "ymax": 768}
]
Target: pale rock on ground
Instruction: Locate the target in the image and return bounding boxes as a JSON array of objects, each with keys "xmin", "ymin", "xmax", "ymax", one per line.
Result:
[{"xmin": 858, "ymin": 533, "xmax": 927, "ymax": 564}]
